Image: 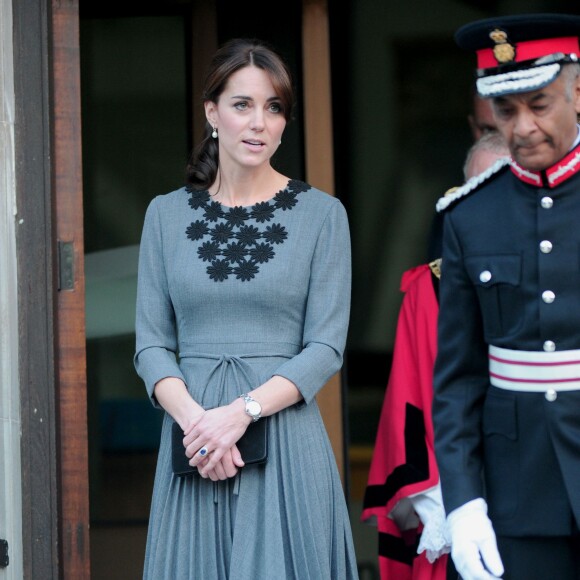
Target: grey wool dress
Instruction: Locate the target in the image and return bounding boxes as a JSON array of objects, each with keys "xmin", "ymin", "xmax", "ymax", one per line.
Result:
[{"xmin": 134, "ymin": 179, "xmax": 359, "ymax": 579}]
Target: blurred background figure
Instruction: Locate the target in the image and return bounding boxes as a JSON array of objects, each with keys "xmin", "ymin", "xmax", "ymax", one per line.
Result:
[
  {"xmin": 468, "ymin": 91, "xmax": 498, "ymax": 140},
  {"xmin": 463, "ymin": 131, "xmax": 507, "ymax": 180}
]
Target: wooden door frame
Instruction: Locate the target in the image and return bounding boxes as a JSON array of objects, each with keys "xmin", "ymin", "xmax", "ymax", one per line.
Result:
[
  {"xmin": 301, "ymin": 0, "xmax": 348, "ymax": 486},
  {"xmin": 52, "ymin": 1, "xmax": 90, "ymax": 577},
  {"xmin": 14, "ymin": 0, "xmax": 89, "ymax": 577}
]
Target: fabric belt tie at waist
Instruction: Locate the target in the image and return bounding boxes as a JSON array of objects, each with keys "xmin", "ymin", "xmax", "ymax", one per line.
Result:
[
  {"xmin": 178, "ymin": 350, "xmax": 293, "ymax": 406},
  {"xmin": 489, "ymin": 345, "xmax": 580, "ymax": 392}
]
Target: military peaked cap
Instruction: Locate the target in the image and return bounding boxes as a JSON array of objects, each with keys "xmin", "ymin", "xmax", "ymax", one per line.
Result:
[{"xmin": 455, "ymin": 13, "xmax": 580, "ymax": 97}]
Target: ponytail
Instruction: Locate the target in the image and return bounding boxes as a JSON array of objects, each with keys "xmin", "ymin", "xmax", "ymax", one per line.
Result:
[{"xmin": 186, "ymin": 123, "xmax": 219, "ymax": 189}]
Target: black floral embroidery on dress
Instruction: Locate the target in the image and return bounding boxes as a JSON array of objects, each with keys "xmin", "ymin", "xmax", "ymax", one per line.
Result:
[
  {"xmin": 236, "ymin": 225, "xmax": 260, "ymax": 246},
  {"xmin": 197, "ymin": 241, "xmax": 221, "ymax": 262},
  {"xmin": 210, "ymin": 223, "xmax": 234, "ymax": 244},
  {"xmin": 204, "ymin": 201, "xmax": 223, "ymax": 223},
  {"xmin": 225, "ymin": 206, "xmax": 250, "ymax": 227},
  {"xmin": 251, "ymin": 201, "xmax": 275, "ymax": 223},
  {"xmin": 274, "ymin": 188, "xmax": 299, "ymax": 210},
  {"xmin": 186, "ymin": 220, "xmax": 209, "ymax": 241},
  {"xmin": 185, "ymin": 179, "xmax": 307, "ymax": 282},
  {"xmin": 234, "ymin": 259, "xmax": 260, "ymax": 281},
  {"xmin": 263, "ymin": 223, "xmax": 287, "ymax": 245},
  {"xmin": 188, "ymin": 190, "xmax": 210, "ymax": 210},
  {"xmin": 207, "ymin": 259, "xmax": 233, "ymax": 282},
  {"xmin": 250, "ymin": 243, "xmax": 275, "ymax": 263},
  {"xmin": 222, "ymin": 242, "xmax": 247, "ymax": 264}
]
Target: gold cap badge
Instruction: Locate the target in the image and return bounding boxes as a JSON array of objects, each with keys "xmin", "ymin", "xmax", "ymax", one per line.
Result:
[{"xmin": 489, "ymin": 28, "xmax": 516, "ymax": 64}]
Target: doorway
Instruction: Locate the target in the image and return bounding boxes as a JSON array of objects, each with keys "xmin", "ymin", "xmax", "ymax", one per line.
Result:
[{"xmin": 81, "ymin": 11, "xmax": 190, "ymax": 577}]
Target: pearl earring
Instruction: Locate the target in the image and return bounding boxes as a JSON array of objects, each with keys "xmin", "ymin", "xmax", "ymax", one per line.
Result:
[{"xmin": 212, "ymin": 127, "xmax": 218, "ymax": 139}]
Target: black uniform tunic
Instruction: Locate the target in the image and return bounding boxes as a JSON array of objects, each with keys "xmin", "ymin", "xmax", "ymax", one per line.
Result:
[{"xmin": 433, "ymin": 139, "xmax": 580, "ymax": 537}]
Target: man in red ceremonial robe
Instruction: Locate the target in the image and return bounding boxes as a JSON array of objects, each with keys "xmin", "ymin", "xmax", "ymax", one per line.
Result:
[{"xmin": 362, "ymin": 260, "xmax": 448, "ymax": 580}]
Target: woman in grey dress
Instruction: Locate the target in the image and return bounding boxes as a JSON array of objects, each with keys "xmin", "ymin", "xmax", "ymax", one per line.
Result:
[{"xmin": 134, "ymin": 38, "xmax": 358, "ymax": 579}]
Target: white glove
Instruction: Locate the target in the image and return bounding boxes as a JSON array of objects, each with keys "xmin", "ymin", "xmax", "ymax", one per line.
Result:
[
  {"xmin": 447, "ymin": 498, "xmax": 504, "ymax": 580},
  {"xmin": 410, "ymin": 484, "xmax": 451, "ymax": 563}
]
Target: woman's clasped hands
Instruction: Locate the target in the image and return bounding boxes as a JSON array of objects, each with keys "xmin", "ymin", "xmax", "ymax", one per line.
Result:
[{"xmin": 182, "ymin": 401, "xmax": 250, "ymax": 480}]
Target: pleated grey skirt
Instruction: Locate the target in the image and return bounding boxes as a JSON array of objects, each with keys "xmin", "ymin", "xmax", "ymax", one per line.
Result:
[{"xmin": 143, "ymin": 352, "xmax": 359, "ymax": 580}]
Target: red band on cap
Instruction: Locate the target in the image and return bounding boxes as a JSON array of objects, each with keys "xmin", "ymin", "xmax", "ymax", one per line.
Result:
[{"xmin": 477, "ymin": 36, "xmax": 579, "ymax": 69}]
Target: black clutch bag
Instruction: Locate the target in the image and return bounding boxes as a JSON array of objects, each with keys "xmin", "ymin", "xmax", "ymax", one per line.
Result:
[{"xmin": 171, "ymin": 417, "xmax": 268, "ymax": 477}]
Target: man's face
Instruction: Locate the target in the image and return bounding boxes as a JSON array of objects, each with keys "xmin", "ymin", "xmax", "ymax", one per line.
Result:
[
  {"xmin": 468, "ymin": 96, "xmax": 497, "ymax": 140},
  {"xmin": 491, "ymin": 72, "xmax": 580, "ymax": 171}
]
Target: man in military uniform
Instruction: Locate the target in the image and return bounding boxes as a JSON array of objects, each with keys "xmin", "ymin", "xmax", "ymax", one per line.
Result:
[{"xmin": 433, "ymin": 13, "xmax": 580, "ymax": 580}]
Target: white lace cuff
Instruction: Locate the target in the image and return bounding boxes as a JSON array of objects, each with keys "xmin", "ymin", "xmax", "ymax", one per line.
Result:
[{"xmin": 410, "ymin": 483, "xmax": 451, "ymax": 562}]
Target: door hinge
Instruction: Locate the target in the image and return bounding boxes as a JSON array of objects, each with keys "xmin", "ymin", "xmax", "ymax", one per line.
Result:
[
  {"xmin": 58, "ymin": 240, "xmax": 75, "ymax": 291},
  {"xmin": 0, "ymin": 539, "xmax": 8, "ymax": 567}
]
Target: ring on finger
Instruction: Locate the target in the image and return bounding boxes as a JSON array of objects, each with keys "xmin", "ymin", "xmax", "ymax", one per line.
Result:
[{"xmin": 198, "ymin": 446, "xmax": 209, "ymax": 457}]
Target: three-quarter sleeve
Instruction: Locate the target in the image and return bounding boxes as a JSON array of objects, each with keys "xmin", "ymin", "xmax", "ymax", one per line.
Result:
[
  {"xmin": 134, "ymin": 197, "xmax": 186, "ymax": 406},
  {"xmin": 273, "ymin": 200, "xmax": 352, "ymax": 404}
]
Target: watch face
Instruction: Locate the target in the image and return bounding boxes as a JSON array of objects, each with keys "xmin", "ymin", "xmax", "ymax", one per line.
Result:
[{"xmin": 246, "ymin": 400, "xmax": 261, "ymax": 417}]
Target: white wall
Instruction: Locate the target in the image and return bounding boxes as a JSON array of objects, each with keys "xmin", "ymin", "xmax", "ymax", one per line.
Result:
[{"xmin": 0, "ymin": 0, "xmax": 23, "ymax": 576}]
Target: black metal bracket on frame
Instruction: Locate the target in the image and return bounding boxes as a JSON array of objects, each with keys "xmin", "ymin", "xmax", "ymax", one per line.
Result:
[{"xmin": 0, "ymin": 539, "xmax": 8, "ymax": 568}]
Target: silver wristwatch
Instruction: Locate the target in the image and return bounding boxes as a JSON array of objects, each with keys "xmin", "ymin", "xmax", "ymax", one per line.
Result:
[{"xmin": 240, "ymin": 394, "xmax": 262, "ymax": 422}]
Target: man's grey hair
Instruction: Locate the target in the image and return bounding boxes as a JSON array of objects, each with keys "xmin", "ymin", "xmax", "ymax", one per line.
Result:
[
  {"xmin": 561, "ymin": 62, "xmax": 580, "ymax": 101},
  {"xmin": 463, "ymin": 131, "xmax": 510, "ymax": 180}
]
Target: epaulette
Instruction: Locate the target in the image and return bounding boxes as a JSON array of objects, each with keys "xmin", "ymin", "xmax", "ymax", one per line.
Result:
[
  {"xmin": 429, "ymin": 258, "xmax": 442, "ymax": 279},
  {"xmin": 435, "ymin": 157, "xmax": 510, "ymax": 213}
]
